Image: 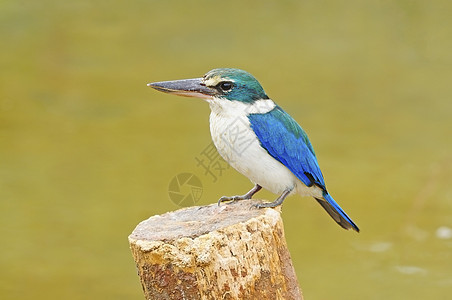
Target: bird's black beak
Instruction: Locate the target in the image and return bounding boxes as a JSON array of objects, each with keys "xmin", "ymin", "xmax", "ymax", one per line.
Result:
[{"xmin": 147, "ymin": 78, "xmax": 215, "ymax": 99}]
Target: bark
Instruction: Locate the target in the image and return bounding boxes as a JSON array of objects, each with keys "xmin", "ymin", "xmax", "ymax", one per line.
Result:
[{"xmin": 128, "ymin": 199, "xmax": 302, "ymax": 300}]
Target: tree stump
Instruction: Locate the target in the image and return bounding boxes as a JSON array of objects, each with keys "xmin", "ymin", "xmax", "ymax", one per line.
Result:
[{"xmin": 128, "ymin": 199, "xmax": 302, "ymax": 300}]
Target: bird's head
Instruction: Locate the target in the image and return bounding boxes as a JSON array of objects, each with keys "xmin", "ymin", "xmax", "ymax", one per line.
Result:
[{"xmin": 148, "ymin": 68, "xmax": 269, "ymax": 103}]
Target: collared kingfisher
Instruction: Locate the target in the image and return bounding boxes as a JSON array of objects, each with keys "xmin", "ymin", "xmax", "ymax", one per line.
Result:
[{"xmin": 148, "ymin": 68, "xmax": 359, "ymax": 232}]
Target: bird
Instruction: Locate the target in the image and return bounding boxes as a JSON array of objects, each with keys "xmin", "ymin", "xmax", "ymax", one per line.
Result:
[{"xmin": 148, "ymin": 68, "xmax": 359, "ymax": 232}]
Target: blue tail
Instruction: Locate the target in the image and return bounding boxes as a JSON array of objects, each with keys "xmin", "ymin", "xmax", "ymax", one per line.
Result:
[{"xmin": 315, "ymin": 192, "xmax": 359, "ymax": 232}]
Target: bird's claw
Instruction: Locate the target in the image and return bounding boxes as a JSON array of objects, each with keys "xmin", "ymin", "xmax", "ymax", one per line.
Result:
[
  {"xmin": 217, "ymin": 195, "xmax": 247, "ymax": 206},
  {"xmin": 253, "ymin": 202, "xmax": 272, "ymax": 209},
  {"xmin": 253, "ymin": 203, "xmax": 264, "ymax": 209},
  {"xmin": 253, "ymin": 201, "xmax": 281, "ymax": 209},
  {"xmin": 218, "ymin": 196, "xmax": 236, "ymax": 206}
]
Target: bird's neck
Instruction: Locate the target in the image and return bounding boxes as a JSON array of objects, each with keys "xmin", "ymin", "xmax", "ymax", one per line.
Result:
[{"xmin": 208, "ymin": 97, "xmax": 276, "ymax": 118}]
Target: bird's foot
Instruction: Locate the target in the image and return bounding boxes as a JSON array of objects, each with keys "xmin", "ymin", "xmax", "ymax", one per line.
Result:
[
  {"xmin": 218, "ymin": 184, "xmax": 262, "ymax": 206},
  {"xmin": 253, "ymin": 200, "xmax": 282, "ymax": 209},
  {"xmin": 217, "ymin": 195, "xmax": 250, "ymax": 206},
  {"xmin": 253, "ymin": 188, "xmax": 292, "ymax": 209}
]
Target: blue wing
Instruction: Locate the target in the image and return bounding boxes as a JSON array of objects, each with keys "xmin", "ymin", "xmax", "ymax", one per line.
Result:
[
  {"xmin": 248, "ymin": 105, "xmax": 326, "ymax": 190},
  {"xmin": 248, "ymin": 105, "xmax": 360, "ymax": 232}
]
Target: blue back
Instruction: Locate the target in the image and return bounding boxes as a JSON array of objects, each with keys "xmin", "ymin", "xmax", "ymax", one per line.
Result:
[{"xmin": 248, "ymin": 106, "xmax": 326, "ymax": 190}]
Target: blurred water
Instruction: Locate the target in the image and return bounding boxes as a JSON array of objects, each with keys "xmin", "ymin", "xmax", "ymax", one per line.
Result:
[{"xmin": 1, "ymin": 0, "xmax": 451, "ymax": 299}]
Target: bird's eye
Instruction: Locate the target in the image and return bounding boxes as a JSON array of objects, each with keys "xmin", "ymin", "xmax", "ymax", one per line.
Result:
[{"xmin": 219, "ymin": 81, "xmax": 233, "ymax": 92}]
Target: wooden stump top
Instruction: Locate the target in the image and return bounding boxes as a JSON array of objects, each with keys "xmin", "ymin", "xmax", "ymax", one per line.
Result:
[
  {"xmin": 129, "ymin": 199, "xmax": 275, "ymax": 243},
  {"xmin": 128, "ymin": 199, "xmax": 302, "ymax": 300}
]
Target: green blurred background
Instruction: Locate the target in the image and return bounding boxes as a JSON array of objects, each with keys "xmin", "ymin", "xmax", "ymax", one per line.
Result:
[{"xmin": 1, "ymin": 0, "xmax": 451, "ymax": 299}]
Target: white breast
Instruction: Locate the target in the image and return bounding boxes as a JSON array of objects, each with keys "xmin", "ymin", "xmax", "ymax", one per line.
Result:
[{"xmin": 208, "ymin": 98, "xmax": 311, "ymax": 196}]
